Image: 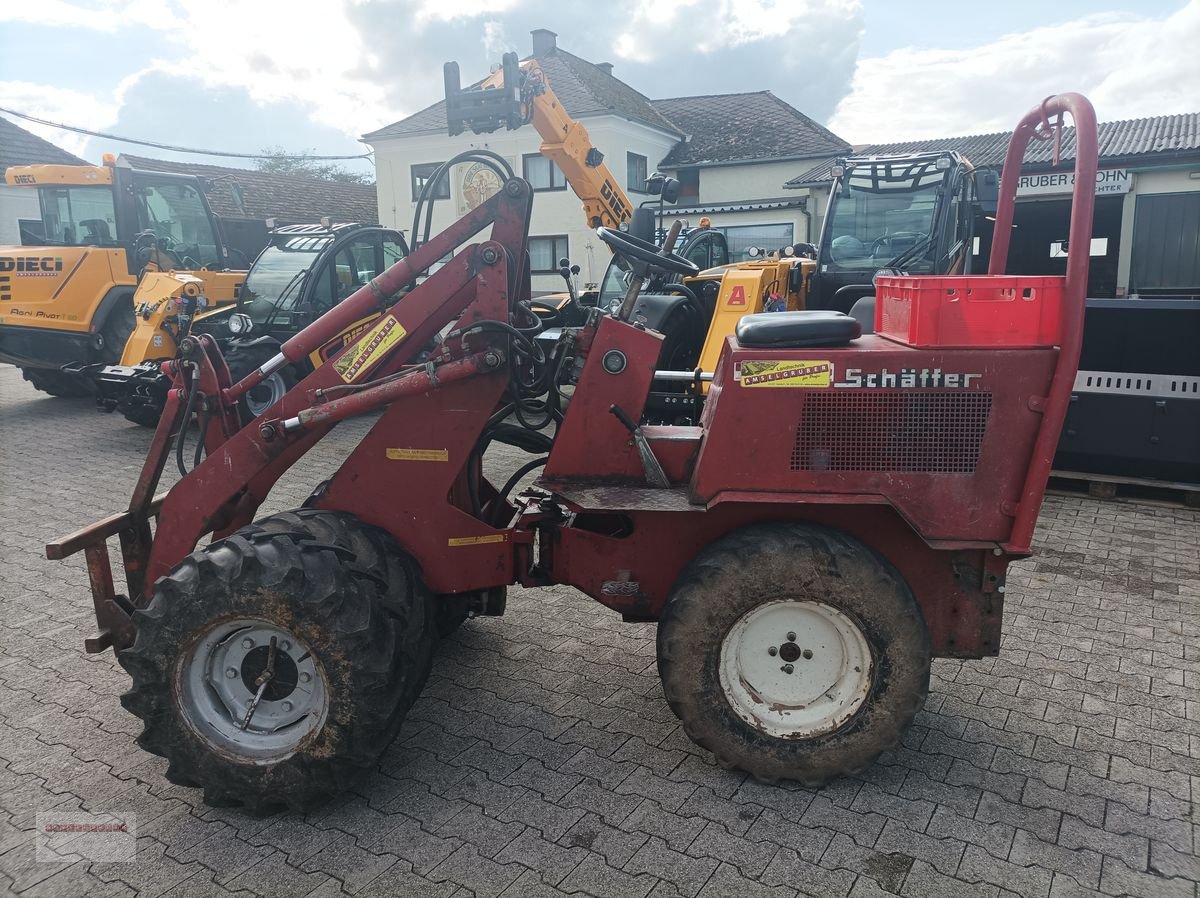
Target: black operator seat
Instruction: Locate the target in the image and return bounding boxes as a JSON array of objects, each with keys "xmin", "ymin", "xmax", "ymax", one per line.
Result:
[{"xmin": 735, "ymin": 310, "xmax": 862, "ymax": 348}]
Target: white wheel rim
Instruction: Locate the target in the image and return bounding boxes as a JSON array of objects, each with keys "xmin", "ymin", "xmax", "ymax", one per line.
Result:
[
  {"xmin": 176, "ymin": 618, "xmax": 328, "ymax": 762},
  {"xmin": 245, "ymin": 373, "xmax": 287, "ymax": 418},
  {"xmin": 719, "ymin": 600, "xmax": 873, "ymax": 739}
]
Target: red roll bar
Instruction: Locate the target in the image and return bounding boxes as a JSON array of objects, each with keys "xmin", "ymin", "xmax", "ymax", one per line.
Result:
[{"xmin": 989, "ymin": 93, "xmax": 1098, "ymax": 553}]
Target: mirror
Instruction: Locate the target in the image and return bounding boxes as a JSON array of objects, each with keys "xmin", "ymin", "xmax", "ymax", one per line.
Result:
[{"xmin": 975, "ymin": 169, "xmax": 999, "ymax": 215}]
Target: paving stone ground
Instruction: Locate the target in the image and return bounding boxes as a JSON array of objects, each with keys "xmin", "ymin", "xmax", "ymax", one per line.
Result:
[{"xmin": 0, "ymin": 362, "xmax": 1197, "ymax": 898}]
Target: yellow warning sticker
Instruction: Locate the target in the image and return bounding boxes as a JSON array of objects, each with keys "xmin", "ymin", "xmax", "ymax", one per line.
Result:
[
  {"xmin": 334, "ymin": 314, "xmax": 408, "ymax": 383},
  {"xmin": 447, "ymin": 534, "xmax": 509, "ymax": 547},
  {"xmin": 387, "ymin": 448, "xmax": 449, "ymax": 462},
  {"xmin": 738, "ymin": 360, "xmax": 834, "ymax": 388}
]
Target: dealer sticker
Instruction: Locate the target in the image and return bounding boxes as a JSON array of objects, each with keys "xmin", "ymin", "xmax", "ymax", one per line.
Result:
[
  {"xmin": 737, "ymin": 360, "xmax": 833, "ymax": 388},
  {"xmin": 334, "ymin": 314, "xmax": 407, "ymax": 383}
]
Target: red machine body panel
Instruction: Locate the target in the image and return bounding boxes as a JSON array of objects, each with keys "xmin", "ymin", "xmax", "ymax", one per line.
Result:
[
  {"xmin": 547, "ymin": 502, "xmax": 1002, "ymax": 657},
  {"xmin": 693, "ymin": 336, "xmax": 1057, "ymax": 543}
]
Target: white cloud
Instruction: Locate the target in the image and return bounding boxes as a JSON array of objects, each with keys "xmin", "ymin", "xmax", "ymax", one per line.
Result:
[
  {"xmin": 0, "ymin": 0, "xmax": 180, "ymax": 31},
  {"xmin": 0, "ymin": 81, "xmax": 119, "ymax": 157},
  {"xmin": 829, "ymin": 2, "xmax": 1200, "ymax": 144},
  {"xmin": 6, "ymin": 0, "xmax": 865, "ymax": 160}
]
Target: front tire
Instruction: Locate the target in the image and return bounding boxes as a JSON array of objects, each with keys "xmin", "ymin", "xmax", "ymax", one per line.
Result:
[
  {"xmin": 99, "ymin": 298, "xmax": 136, "ymax": 365},
  {"xmin": 225, "ymin": 347, "xmax": 296, "ymax": 425},
  {"xmin": 118, "ymin": 510, "xmax": 436, "ymax": 813},
  {"xmin": 657, "ymin": 522, "xmax": 929, "ymax": 785}
]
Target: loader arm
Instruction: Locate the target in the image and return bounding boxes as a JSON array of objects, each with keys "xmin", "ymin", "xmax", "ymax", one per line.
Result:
[{"xmin": 445, "ymin": 53, "xmax": 633, "ymax": 229}]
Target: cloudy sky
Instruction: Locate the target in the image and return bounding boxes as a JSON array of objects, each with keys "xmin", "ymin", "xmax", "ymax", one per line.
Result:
[{"xmin": 1, "ymin": 0, "xmax": 1196, "ymax": 175}]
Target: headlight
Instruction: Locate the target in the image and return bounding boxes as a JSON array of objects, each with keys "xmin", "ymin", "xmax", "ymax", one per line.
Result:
[{"xmin": 227, "ymin": 312, "xmax": 253, "ymax": 336}]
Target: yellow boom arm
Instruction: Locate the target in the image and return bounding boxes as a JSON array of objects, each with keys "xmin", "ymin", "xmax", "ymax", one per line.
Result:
[{"xmin": 450, "ymin": 56, "xmax": 635, "ymax": 230}]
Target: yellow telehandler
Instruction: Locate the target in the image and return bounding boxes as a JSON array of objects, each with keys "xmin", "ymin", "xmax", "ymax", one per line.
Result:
[{"xmin": 0, "ymin": 156, "xmax": 243, "ymax": 395}]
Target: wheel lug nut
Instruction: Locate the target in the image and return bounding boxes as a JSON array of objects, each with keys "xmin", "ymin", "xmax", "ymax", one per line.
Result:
[
  {"xmin": 280, "ymin": 641, "xmax": 291, "ymax": 652},
  {"xmin": 787, "ymin": 632, "xmax": 796, "ymax": 642},
  {"xmin": 242, "ymin": 638, "xmax": 254, "ymax": 649},
  {"xmin": 767, "ymin": 646, "xmax": 778, "ymax": 657},
  {"xmin": 782, "ymin": 664, "xmax": 794, "ymax": 674},
  {"xmin": 225, "ymin": 668, "xmax": 238, "ymax": 679},
  {"xmin": 299, "ymin": 672, "xmax": 311, "ymax": 683},
  {"xmin": 281, "ymin": 701, "xmax": 293, "ymax": 712}
]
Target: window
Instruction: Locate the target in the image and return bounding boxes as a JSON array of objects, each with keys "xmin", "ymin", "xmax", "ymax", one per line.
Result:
[
  {"xmin": 677, "ymin": 168, "xmax": 699, "ymax": 202},
  {"xmin": 318, "ymin": 233, "xmax": 384, "ymax": 311},
  {"xmin": 523, "ymin": 154, "xmax": 566, "ymax": 191},
  {"xmin": 411, "ymin": 162, "xmax": 450, "ymax": 201},
  {"xmin": 627, "ymin": 152, "xmax": 648, "ymax": 193},
  {"xmin": 35, "ymin": 186, "xmax": 118, "ymax": 247},
  {"xmin": 821, "ymin": 159, "xmax": 948, "ymax": 272},
  {"xmin": 132, "ymin": 176, "xmax": 221, "ymax": 267},
  {"xmin": 715, "ymin": 223, "xmax": 795, "ymax": 260},
  {"xmin": 382, "ymin": 233, "xmax": 408, "ymax": 268},
  {"xmin": 17, "ymin": 218, "xmax": 45, "ymax": 244},
  {"xmin": 529, "ymin": 236, "xmax": 569, "ymax": 273},
  {"xmin": 1131, "ymin": 192, "xmax": 1200, "ymax": 293},
  {"xmin": 242, "ymin": 236, "xmax": 331, "ymax": 325},
  {"xmin": 683, "ymin": 232, "xmax": 728, "ymax": 269}
]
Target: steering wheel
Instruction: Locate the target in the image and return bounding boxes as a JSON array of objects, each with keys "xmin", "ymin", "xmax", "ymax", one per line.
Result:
[
  {"xmin": 870, "ymin": 231, "xmax": 926, "ymax": 257},
  {"xmin": 596, "ymin": 227, "xmax": 699, "ymax": 278}
]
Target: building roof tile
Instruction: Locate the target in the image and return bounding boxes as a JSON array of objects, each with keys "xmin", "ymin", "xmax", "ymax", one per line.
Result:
[
  {"xmin": 119, "ymin": 154, "xmax": 378, "ymax": 224},
  {"xmin": 363, "ymin": 48, "xmax": 682, "ymax": 141},
  {"xmin": 651, "ymin": 92, "xmax": 850, "ymax": 167},
  {"xmin": 785, "ymin": 112, "xmax": 1200, "ymax": 187},
  {"xmin": 0, "ymin": 116, "xmax": 87, "ymax": 168}
]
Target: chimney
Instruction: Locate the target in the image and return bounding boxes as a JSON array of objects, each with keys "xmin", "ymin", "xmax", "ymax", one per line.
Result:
[
  {"xmin": 531, "ymin": 28, "xmax": 557, "ymax": 56},
  {"xmin": 597, "ymin": 62, "xmax": 614, "ymax": 75}
]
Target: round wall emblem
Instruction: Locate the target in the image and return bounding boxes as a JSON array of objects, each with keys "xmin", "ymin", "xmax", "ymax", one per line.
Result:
[{"xmin": 461, "ymin": 163, "xmax": 503, "ymax": 211}]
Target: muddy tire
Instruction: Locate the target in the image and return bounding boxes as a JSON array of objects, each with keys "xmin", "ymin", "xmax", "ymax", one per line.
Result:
[
  {"xmin": 21, "ymin": 367, "xmax": 93, "ymax": 398},
  {"xmin": 99, "ymin": 299, "xmax": 136, "ymax": 365},
  {"xmin": 118, "ymin": 510, "xmax": 436, "ymax": 813},
  {"xmin": 657, "ymin": 522, "xmax": 929, "ymax": 785}
]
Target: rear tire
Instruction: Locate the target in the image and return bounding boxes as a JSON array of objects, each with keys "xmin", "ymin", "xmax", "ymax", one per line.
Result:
[
  {"xmin": 657, "ymin": 522, "xmax": 929, "ymax": 785},
  {"xmin": 118, "ymin": 510, "xmax": 436, "ymax": 813},
  {"xmin": 121, "ymin": 402, "xmax": 163, "ymax": 428},
  {"xmin": 21, "ymin": 368, "xmax": 93, "ymax": 398}
]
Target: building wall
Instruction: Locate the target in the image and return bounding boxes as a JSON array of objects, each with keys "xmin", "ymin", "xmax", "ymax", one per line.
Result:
[
  {"xmin": 695, "ymin": 159, "xmax": 826, "ymax": 204},
  {"xmin": 369, "ymin": 115, "xmax": 678, "ymax": 293},
  {"xmin": 370, "ymin": 123, "xmax": 836, "ymax": 289},
  {"xmin": 0, "ymin": 186, "xmax": 40, "ymax": 245}
]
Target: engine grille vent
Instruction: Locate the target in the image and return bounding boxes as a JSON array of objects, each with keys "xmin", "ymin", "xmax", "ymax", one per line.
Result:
[{"xmin": 791, "ymin": 391, "xmax": 993, "ymax": 473}]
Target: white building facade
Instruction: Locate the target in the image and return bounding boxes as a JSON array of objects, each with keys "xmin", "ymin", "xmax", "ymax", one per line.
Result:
[{"xmin": 363, "ymin": 30, "xmax": 850, "ymax": 293}]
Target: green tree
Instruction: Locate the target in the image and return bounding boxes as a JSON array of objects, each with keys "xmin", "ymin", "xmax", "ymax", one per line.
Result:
[{"xmin": 255, "ymin": 147, "xmax": 374, "ymax": 185}]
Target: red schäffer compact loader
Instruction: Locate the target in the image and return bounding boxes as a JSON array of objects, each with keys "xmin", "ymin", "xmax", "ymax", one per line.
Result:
[{"xmin": 49, "ymin": 95, "xmax": 1098, "ymax": 812}]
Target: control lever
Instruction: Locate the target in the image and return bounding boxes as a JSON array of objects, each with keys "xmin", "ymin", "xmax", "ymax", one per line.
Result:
[{"xmin": 609, "ymin": 404, "xmax": 670, "ymax": 488}]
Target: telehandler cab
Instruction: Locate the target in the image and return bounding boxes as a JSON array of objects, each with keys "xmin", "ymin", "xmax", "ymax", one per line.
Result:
[
  {"xmin": 48, "ymin": 94, "xmax": 1098, "ymax": 813},
  {"xmin": 0, "ymin": 157, "xmax": 244, "ymax": 395}
]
